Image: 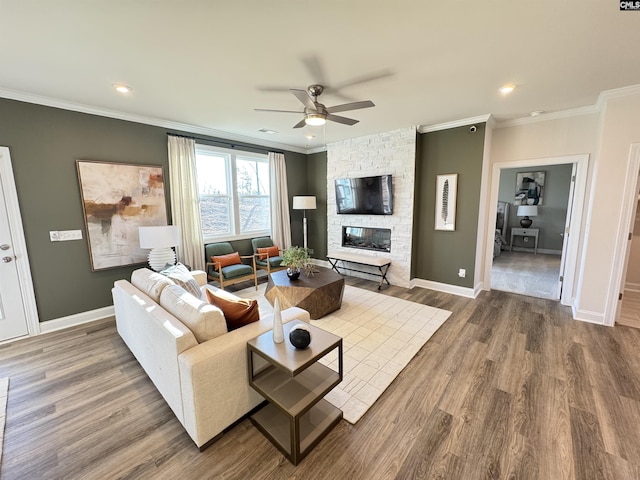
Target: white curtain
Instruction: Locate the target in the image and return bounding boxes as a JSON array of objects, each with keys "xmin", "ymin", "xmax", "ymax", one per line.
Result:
[
  {"xmin": 269, "ymin": 152, "xmax": 292, "ymax": 249},
  {"xmin": 167, "ymin": 135, "xmax": 205, "ymax": 271}
]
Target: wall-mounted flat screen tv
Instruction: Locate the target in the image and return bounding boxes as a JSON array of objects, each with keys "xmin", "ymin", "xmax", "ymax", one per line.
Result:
[{"xmin": 334, "ymin": 174, "xmax": 393, "ymax": 215}]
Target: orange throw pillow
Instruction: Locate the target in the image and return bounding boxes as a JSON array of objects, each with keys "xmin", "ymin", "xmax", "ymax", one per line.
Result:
[
  {"xmin": 257, "ymin": 245, "xmax": 280, "ymax": 260},
  {"xmin": 211, "ymin": 252, "xmax": 241, "ymax": 271},
  {"xmin": 205, "ymin": 288, "xmax": 260, "ymax": 331}
]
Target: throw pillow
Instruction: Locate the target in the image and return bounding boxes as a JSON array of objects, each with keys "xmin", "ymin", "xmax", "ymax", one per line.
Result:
[
  {"xmin": 160, "ymin": 263, "xmax": 202, "ymax": 299},
  {"xmin": 257, "ymin": 245, "xmax": 280, "ymax": 260},
  {"xmin": 205, "ymin": 287, "xmax": 260, "ymax": 331},
  {"xmin": 211, "ymin": 252, "xmax": 241, "ymax": 271}
]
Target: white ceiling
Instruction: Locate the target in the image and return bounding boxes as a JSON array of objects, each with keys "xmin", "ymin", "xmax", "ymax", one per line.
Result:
[{"xmin": 2, "ymin": 1, "xmax": 640, "ymax": 152}]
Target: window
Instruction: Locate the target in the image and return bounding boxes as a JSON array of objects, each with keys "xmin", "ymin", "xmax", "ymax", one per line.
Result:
[{"xmin": 195, "ymin": 145, "xmax": 270, "ymax": 241}]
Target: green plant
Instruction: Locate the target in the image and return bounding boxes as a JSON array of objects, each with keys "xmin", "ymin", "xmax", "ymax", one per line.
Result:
[{"xmin": 280, "ymin": 246, "xmax": 313, "ymax": 273}]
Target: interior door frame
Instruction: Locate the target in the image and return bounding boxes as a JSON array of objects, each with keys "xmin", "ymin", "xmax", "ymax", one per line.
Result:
[
  {"xmin": 483, "ymin": 153, "xmax": 590, "ymax": 307},
  {"xmin": 609, "ymin": 143, "xmax": 640, "ymax": 325},
  {"xmin": 0, "ymin": 146, "xmax": 40, "ymax": 338}
]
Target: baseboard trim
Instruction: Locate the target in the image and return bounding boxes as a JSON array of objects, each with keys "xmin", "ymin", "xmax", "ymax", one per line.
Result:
[
  {"xmin": 625, "ymin": 283, "xmax": 640, "ymax": 292},
  {"xmin": 509, "ymin": 247, "xmax": 562, "ymax": 255},
  {"xmin": 39, "ymin": 306, "xmax": 115, "ymax": 334},
  {"xmin": 572, "ymin": 306, "xmax": 607, "ymax": 326},
  {"xmin": 410, "ymin": 278, "xmax": 478, "ymax": 298}
]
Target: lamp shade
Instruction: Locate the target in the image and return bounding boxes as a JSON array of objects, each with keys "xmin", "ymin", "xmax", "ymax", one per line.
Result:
[
  {"xmin": 293, "ymin": 196, "xmax": 317, "ymax": 210},
  {"xmin": 139, "ymin": 225, "xmax": 180, "ymax": 248},
  {"xmin": 517, "ymin": 205, "xmax": 538, "ymax": 217}
]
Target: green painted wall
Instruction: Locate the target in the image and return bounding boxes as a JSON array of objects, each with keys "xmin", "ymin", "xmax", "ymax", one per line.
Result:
[
  {"xmin": 0, "ymin": 98, "xmax": 307, "ymax": 322},
  {"xmin": 306, "ymin": 151, "xmax": 328, "ymax": 260},
  {"xmin": 412, "ymin": 124, "xmax": 485, "ymax": 287},
  {"xmin": 498, "ymin": 164, "xmax": 572, "ymax": 251}
]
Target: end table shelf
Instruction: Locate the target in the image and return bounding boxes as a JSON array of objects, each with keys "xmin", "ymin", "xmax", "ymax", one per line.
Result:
[{"xmin": 247, "ymin": 320, "xmax": 343, "ymax": 465}]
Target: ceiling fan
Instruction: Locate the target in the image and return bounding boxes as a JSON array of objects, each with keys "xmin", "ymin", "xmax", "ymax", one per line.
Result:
[{"xmin": 255, "ymin": 84, "xmax": 375, "ymax": 128}]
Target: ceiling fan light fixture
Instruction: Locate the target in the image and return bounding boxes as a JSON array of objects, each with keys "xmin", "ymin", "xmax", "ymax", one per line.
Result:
[{"xmin": 305, "ymin": 113, "xmax": 326, "ymax": 126}]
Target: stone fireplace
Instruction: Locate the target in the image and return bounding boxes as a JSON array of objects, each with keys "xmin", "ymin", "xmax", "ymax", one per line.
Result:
[{"xmin": 342, "ymin": 226, "xmax": 391, "ymax": 253}]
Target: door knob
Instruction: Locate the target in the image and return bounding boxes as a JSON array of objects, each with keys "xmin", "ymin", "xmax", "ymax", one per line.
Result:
[
  {"xmin": 2, "ymin": 256, "xmax": 13, "ymax": 263},
  {"xmin": 0, "ymin": 244, "xmax": 9, "ymax": 250}
]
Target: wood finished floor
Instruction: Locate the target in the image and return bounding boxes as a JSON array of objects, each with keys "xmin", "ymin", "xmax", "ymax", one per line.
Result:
[
  {"xmin": 2, "ymin": 277, "xmax": 640, "ymax": 479},
  {"xmin": 618, "ymin": 290, "xmax": 640, "ymax": 329}
]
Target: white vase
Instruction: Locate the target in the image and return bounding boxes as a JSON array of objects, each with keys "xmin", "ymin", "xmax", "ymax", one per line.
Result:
[{"xmin": 272, "ymin": 297, "xmax": 284, "ymax": 343}]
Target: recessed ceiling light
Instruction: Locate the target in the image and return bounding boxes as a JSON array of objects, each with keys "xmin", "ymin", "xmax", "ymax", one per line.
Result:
[
  {"xmin": 305, "ymin": 134, "xmax": 315, "ymax": 140},
  {"xmin": 498, "ymin": 84, "xmax": 515, "ymax": 94},
  {"xmin": 113, "ymin": 83, "xmax": 132, "ymax": 94},
  {"xmin": 530, "ymin": 110, "xmax": 544, "ymax": 117},
  {"xmin": 258, "ymin": 128, "xmax": 278, "ymax": 135}
]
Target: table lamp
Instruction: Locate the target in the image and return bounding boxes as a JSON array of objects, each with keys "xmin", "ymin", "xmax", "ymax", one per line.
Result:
[
  {"xmin": 293, "ymin": 196, "xmax": 316, "ymax": 250},
  {"xmin": 139, "ymin": 225, "xmax": 180, "ymax": 271},
  {"xmin": 517, "ymin": 205, "xmax": 538, "ymax": 228}
]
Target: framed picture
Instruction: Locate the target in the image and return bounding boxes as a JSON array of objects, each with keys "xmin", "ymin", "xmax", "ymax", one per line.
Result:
[
  {"xmin": 515, "ymin": 171, "xmax": 545, "ymax": 205},
  {"xmin": 435, "ymin": 173, "xmax": 458, "ymax": 231},
  {"xmin": 76, "ymin": 160, "xmax": 168, "ymax": 271}
]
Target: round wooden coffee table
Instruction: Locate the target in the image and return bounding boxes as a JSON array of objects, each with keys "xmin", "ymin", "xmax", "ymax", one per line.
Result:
[{"xmin": 264, "ymin": 266, "xmax": 345, "ymax": 319}]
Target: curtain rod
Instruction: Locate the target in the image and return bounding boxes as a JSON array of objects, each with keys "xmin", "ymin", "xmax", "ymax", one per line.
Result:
[{"xmin": 167, "ymin": 132, "xmax": 284, "ymax": 155}]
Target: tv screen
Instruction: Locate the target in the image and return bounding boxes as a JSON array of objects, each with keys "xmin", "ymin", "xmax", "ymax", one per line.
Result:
[{"xmin": 334, "ymin": 175, "xmax": 393, "ymax": 215}]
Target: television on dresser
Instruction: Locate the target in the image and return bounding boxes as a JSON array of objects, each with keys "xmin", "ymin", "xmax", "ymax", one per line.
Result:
[{"xmin": 334, "ymin": 174, "xmax": 393, "ymax": 215}]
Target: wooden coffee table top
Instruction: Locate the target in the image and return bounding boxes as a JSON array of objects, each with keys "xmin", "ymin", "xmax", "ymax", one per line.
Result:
[{"xmin": 265, "ymin": 266, "xmax": 345, "ymax": 320}]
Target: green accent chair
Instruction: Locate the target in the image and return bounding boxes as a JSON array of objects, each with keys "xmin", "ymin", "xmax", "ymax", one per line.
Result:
[
  {"xmin": 205, "ymin": 242, "xmax": 258, "ymax": 290},
  {"xmin": 251, "ymin": 237, "xmax": 286, "ymax": 275}
]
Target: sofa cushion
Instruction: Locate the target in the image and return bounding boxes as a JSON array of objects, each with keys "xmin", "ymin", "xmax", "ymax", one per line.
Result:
[
  {"xmin": 131, "ymin": 268, "xmax": 175, "ymax": 303},
  {"xmin": 211, "ymin": 252, "xmax": 241, "ymax": 270},
  {"xmin": 160, "ymin": 263, "xmax": 202, "ymax": 299},
  {"xmin": 205, "ymin": 287, "xmax": 260, "ymax": 331},
  {"xmin": 257, "ymin": 245, "xmax": 279, "ymax": 260},
  {"xmin": 160, "ymin": 285, "xmax": 227, "ymax": 343}
]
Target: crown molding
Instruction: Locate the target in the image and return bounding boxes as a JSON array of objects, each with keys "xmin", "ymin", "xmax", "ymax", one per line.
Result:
[
  {"xmin": 596, "ymin": 83, "xmax": 640, "ymax": 108},
  {"xmin": 495, "ymin": 104, "xmax": 600, "ymax": 129},
  {"xmin": 0, "ymin": 88, "xmax": 310, "ymax": 154},
  {"xmin": 418, "ymin": 114, "xmax": 491, "ymax": 133}
]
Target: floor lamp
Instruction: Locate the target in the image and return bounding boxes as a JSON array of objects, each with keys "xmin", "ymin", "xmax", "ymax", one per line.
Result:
[{"xmin": 293, "ymin": 196, "xmax": 316, "ymax": 250}]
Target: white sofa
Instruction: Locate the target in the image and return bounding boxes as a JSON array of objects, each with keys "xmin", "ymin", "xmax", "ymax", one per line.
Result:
[{"xmin": 112, "ymin": 267, "xmax": 310, "ymax": 450}]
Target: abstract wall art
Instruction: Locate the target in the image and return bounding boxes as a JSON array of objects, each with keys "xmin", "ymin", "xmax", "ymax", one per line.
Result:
[
  {"xmin": 435, "ymin": 173, "xmax": 458, "ymax": 231},
  {"xmin": 76, "ymin": 160, "xmax": 168, "ymax": 271},
  {"xmin": 515, "ymin": 171, "xmax": 545, "ymax": 205}
]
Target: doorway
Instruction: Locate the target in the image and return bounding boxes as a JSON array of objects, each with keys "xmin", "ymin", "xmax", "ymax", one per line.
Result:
[
  {"xmin": 484, "ymin": 154, "xmax": 589, "ymax": 307},
  {"xmin": 0, "ymin": 146, "xmax": 39, "ymax": 342},
  {"xmin": 490, "ymin": 163, "xmax": 573, "ymax": 300},
  {"xmin": 615, "ymin": 145, "xmax": 640, "ymax": 328}
]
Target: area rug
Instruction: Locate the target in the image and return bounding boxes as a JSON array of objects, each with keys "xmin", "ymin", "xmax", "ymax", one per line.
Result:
[
  {"xmin": 237, "ymin": 284, "xmax": 452, "ymax": 424},
  {"xmin": 0, "ymin": 377, "xmax": 8, "ymax": 465}
]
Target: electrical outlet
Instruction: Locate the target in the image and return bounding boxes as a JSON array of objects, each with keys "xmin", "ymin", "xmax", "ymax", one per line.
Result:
[
  {"xmin": 49, "ymin": 231, "xmax": 59, "ymax": 242},
  {"xmin": 524, "ymin": 236, "xmax": 529, "ymax": 242},
  {"xmin": 458, "ymin": 268, "xmax": 466, "ymax": 278}
]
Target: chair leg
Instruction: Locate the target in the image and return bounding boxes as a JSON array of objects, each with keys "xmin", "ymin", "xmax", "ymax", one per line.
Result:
[{"xmin": 254, "ymin": 273, "xmax": 258, "ymax": 290}]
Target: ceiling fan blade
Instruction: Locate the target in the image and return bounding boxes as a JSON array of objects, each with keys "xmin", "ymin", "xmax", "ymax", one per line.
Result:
[
  {"xmin": 326, "ymin": 100, "xmax": 375, "ymax": 114},
  {"xmin": 326, "ymin": 114, "xmax": 359, "ymax": 126},
  {"xmin": 293, "ymin": 118, "xmax": 307, "ymax": 129},
  {"xmin": 290, "ymin": 89, "xmax": 317, "ymax": 110},
  {"xmin": 254, "ymin": 108, "xmax": 301, "ymax": 114},
  {"xmin": 334, "ymin": 69, "xmax": 394, "ymax": 90}
]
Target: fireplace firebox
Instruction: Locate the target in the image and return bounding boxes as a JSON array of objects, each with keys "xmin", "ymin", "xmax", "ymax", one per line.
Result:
[{"xmin": 342, "ymin": 226, "xmax": 391, "ymax": 253}]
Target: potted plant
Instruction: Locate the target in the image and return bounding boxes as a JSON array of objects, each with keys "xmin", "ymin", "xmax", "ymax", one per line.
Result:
[{"xmin": 280, "ymin": 246, "xmax": 313, "ymax": 280}]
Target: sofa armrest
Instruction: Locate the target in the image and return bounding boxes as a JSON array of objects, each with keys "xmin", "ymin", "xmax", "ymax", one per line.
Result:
[
  {"xmin": 177, "ymin": 306, "xmax": 310, "ymax": 447},
  {"xmin": 190, "ymin": 270, "xmax": 207, "ymax": 286}
]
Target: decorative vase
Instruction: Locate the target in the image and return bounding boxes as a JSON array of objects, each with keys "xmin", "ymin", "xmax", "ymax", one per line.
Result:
[
  {"xmin": 286, "ymin": 267, "xmax": 301, "ymax": 280},
  {"xmin": 289, "ymin": 324, "xmax": 312, "ymax": 349},
  {"xmin": 272, "ymin": 297, "xmax": 284, "ymax": 344}
]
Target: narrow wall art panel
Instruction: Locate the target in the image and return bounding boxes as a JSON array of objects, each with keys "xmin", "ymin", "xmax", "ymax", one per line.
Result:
[
  {"xmin": 76, "ymin": 160, "xmax": 168, "ymax": 271},
  {"xmin": 435, "ymin": 173, "xmax": 458, "ymax": 231}
]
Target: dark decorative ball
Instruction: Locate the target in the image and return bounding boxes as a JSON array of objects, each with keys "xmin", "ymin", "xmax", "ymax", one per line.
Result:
[
  {"xmin": 289, "ymin": 324, "xmax": 312, "ymax": 349},
  {"xmin": 286, "ymin": 268, "xmax": 301, "ymax": 280}
]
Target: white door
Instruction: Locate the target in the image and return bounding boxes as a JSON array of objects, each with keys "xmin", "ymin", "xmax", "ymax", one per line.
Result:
[
  {"xmin": 0, "ymin": 147, "xmax": 32, "ymax": 342},
  {"xmin": 557, "ymin": 163, "xmax": 577, "ymax": 300}
]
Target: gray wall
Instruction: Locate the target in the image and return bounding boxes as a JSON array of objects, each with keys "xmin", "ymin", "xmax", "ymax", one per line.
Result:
[
  {"xmin": 412, "ymin": 124, "xmax": 486, "ymax": 287},
  {"xmin": 498, "ymin": 164, "xmax": 573, "ymax": 252},
  {"xmin": 306, "ymin": 151, "xmax": 328, "ymax": 260},
  {"xmin": 0, "ymin": 98, "xmax": 308, "ymax": 322}
]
